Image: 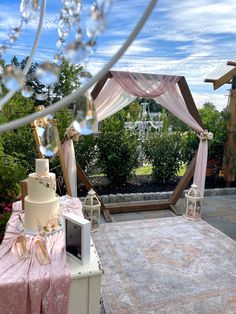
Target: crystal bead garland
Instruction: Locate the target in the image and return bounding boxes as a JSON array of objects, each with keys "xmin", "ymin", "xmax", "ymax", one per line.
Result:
[
  {"xmin": 21, "ymin": 85, "xmax": 33, "ymax": 98},
  {"xmin": 9, "ymin": 27, "xmax": 22, "ymax": 44},
  {"xmin": 1, "ymin": 65, "xmax": 25, "ymax": 92},
  {"xmin": 72, "ymin": 93, "xmax": 97, "ymax": 135},
  {"xmin": 35, "ymin": 93, "xmax": 48, "ymax": 101},
  {"xmin": 87, "ymin": 3, "xmax": 107, "ymax": 38},
  {"xmin": 56, "ymin": 0, "xmax": 112, "ymax": 66},
  {"xmin": 20, "ymin": 0, "xmax": 39, "ymax": 23},
  {"xmin": 35, "ymin": 62, "xmax": 60, "ymax": 85},
  {"xmin": 0, "ymin": 0, "xmax": 40, "ymax": 94},
  {"xmin": 40, "ymin": 116, "xmax": 59, "ymax": 157}
]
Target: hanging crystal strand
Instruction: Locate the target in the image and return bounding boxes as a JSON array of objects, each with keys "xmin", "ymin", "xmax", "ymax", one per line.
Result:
[
  {"xmin": 0, "ymin": 44, "xmax": 8, "ymax": 59},
  {"xmin": 64, "ymin": 41, "xmax": 92, "ymax": 65},
  {"xmin": 35, "ymin": 62, "xmax": 60, "ymax": 85},
  {"xmin": 53, "ymin": 53, "xmax": 63, "ymax": 66},
  {"xmin": 72, "ymin": 93, "xmax": 97, "ymax": 135},
  {"xmin": 57, "ymin": 0, "xmax": 81, "ymax": 46},
  {"xmin": 1, "ymin": 65, "xmax": 26, "ymax": 92},
  {"xmin": 35, "ymin": 93, "xmax": 48, "ymax": 101},
  {"xmin": 21, "ymin": 85, "xmax": 34, "ymax": 98},
  {"xmin": 58, "ymin": 15, "xmax": 71, "ymax": 41},
  {"xmin": 87, "ymin": 3, "xmax": 107, "ymax": 39},
  {"xmin": 8, "ymin": 26, "xmax": 22, "ymax": 44},
  {"xmin": 40, "ymin": 116, "xmax": 59, "ymax": 157},
  {"xmin": 86, "ymin": 0, "xmax": 112, "ymax": 53},
  {"xmin": 20, "ymin": 0, "xmax": 39, "ymax": 23}
]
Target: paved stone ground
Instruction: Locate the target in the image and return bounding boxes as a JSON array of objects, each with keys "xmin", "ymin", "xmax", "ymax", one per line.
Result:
[
  {"xmin": 99, "ymin": 194, "xmax": 236, "ymax": 313},
  {"xmin": 100, "ymin": 195, "xmax": 236, "ymax": 241}
]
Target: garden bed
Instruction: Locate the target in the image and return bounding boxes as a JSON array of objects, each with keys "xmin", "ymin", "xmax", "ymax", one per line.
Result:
[{"xmin": 77, "ymin": 174, "xmax": 232, "ymax": 197}]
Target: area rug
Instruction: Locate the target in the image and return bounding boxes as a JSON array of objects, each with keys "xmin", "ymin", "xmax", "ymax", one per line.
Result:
[{"xmin": 92, "ymin": 217, "xmax": 236, "ymax": 314}]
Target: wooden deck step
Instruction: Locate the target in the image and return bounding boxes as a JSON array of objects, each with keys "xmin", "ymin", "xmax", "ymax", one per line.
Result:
[{"xmin": 105, "ymin": 200, "xmax": 171, "ymax": 213}]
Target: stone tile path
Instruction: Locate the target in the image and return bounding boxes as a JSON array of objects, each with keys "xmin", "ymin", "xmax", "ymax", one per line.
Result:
[{"xmin": 105, "ymin": 195, "xmax": 236, "ymax": 240}]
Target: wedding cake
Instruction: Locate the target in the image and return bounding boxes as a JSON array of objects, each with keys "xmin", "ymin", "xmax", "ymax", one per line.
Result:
[{"xmin": 24, "ymin": 159, "xmax": 60, "ymax": 232}]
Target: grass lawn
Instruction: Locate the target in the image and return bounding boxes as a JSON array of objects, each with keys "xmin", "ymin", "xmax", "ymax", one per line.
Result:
[
  {"xmin": 90, "ymin": 163, "xmax": 187, "ymax": 177},
  {"xmin": 135, "ymin": 165, "xmax": 152, "ymax": 175},
  {"xmin": 135, "ymin": 163, "xmax": 186, "ymax": 176}
]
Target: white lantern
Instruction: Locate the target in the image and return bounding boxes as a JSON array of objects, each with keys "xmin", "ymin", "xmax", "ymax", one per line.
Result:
[
  {"xmin": 184, "ymin": 183, "xmax": 203, "ymax": 220},
  {"xmin": 82, "ymin": 189, "xmax": 101, "ymax": 230}
]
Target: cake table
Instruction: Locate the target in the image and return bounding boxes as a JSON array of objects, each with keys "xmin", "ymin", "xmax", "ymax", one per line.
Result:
[{"xmin": 0, "ymin": 196, "xmax": 103, "ymax": 314}]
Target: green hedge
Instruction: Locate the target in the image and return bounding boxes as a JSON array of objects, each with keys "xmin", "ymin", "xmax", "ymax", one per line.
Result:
[
  {"xmin": 144, "ymin": 132, "xmax": 182, "ymax": 184},
  {"xmin": 96, "ymin": 115, "xmax": 139, "ymax": 185}
]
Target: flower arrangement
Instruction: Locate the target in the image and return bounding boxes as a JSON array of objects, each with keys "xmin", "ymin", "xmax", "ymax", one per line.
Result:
[{"xmin": 36, "ymin": 175, "xmax": 57, "ymax": 191}]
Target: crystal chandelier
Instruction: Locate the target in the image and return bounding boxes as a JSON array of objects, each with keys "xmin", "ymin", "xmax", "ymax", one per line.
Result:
[
  {"xmin": 124, "ymin": 101, "xmax": 163, "ymax": 143},
  {"xmin": 0, "ymin": 0, "xmax": 157, "ymax": 145}
]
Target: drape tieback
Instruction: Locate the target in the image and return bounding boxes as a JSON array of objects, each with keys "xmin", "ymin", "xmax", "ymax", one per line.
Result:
[
  {"xmin": 65, "ymin": 126, "xmax": 80, "ymax": 141},
  {"xmin": 198, "ymin": 130, "xmax": 213, "ymax": 141}
]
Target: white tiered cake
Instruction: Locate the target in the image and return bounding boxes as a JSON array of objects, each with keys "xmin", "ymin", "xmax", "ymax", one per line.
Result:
[{"xmin": 24, "ymin": 159, "xmax": 60, "ymax": 232}]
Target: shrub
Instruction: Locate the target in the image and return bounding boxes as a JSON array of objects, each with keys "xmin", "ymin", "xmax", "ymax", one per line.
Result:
[
  {"xmin": 0, "ymin": 154, "xmax": 27, "ymax": 203},
  {"xmin": 74, "ymin": 135, "xmax": 97, "ymax": 172},
  {"xmin": 0, "ymin": 204, "xmax": 12, "ymax": 238},
  {"xmin": 144, "ymin": 132, "xmax": 182, "ymax": 184},
  {"xmin": 181, "ymin": 131, "xmax": 199, "ymax": 165},
  {"xmin": 96, "ymin": 114, "xmax": 139, "ymax": 185}
]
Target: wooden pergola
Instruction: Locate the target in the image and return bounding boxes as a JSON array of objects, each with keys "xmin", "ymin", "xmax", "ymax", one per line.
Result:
[
  {"xmin": 89, "ymin": 71, "xmax": 205, "ymax": 222},
  {"xmin": 205, "ymin": 59, "xmax": 236, "ymax": 184},
  {"xmin": 24, "ymin": 71, "xmax": 205, "ymax": 223}
]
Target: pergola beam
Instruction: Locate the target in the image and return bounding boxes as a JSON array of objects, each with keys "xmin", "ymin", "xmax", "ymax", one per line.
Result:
[
  {"xmin": 227, "ymin": 61, "xmax": 236, "ymax": 67},
  {"xmin": 212, "ymin": 68, "xmax": 236, "ymax": 90},
  {"xmin": 91, "ymin": 72, "xmax": 113, "ymax": 100},
  {"xmin": 177, "ymin": 76, "xmax": 204, "ymax": 129},
  {"xmin": 204, "ymin": 78, "xmax": 216, "ymax": 83}
]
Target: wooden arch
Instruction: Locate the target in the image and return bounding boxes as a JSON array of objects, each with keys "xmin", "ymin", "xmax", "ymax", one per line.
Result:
[{"xmin": 90, "ymin": 71, "xmax": 204, "ymax": 218}]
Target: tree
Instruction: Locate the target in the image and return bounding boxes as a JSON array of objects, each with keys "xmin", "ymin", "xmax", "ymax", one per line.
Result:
[
  {"xmin": 199, "ymin": 102, "xmax": 229, "ymax": 163},
  {"xmin": 53, "ymin": 59, "xmax": 83, "ymax": 102},
  {"xmin": 74, "ymin": 135, "xmax": 97, "ymax": 172},
  {"xmin": 1, "ymin": 93, "xmax": 38, "ymax": 173}
]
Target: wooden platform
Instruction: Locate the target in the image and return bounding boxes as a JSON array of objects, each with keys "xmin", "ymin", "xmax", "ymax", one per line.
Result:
[{"xmin": 105, "ymin": 200, "xmax": 171, "ymax": 213}]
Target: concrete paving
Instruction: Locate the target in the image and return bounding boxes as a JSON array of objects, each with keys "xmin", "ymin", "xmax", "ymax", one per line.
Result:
[{"xmin": 102, "ymin": 195, "xmax": 236, "ymax": 241}]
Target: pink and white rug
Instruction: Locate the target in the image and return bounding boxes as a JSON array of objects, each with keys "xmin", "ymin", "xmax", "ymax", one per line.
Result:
[{"xmin": 93, "ymin": 217, "xmax": 236, "ymax": 314}]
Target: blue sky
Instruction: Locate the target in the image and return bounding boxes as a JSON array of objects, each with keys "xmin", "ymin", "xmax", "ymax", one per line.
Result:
[{"xmin": 0, "ymin": 0, "xmax": 236, "ymax": 111}]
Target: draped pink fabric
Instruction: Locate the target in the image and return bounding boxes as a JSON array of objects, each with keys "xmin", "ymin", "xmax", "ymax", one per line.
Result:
[
  {"xmin": 62, "ymin": 139, "xmax": 77, "ymax": 197},
  {"xmin": 0, "ymin": 197, "xmax": 83, "ymax": 314},
  {"xmin": 111, "ymin": 71, "xmax": 179, "ymax": 98},
  {"xmin": 154, "ymin": 84, "xmax": 207, "ymax": 195},
  {"xmin": 94, "ymin": 77, "xmax": 136, "ymax": 122},
  {"xmin": 94, "ymin": 70, "xmax": 210, "ymax": 195}
]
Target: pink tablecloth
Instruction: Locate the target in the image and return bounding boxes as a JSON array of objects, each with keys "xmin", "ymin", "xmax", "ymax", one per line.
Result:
[{"xmin": 0, "ymin": 196, "xmax": 83, "ymax": 314}]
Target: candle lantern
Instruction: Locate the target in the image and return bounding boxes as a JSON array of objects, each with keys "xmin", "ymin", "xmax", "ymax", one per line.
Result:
[
  {"xmin": 184, "ymin": 183, "xmax": 203, "ymax": 220},
  {"xmin": 82, "ymin": 189, "xmax": 101, "ymax": 230}
]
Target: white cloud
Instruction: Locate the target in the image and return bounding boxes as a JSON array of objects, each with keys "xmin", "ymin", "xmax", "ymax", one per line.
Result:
[
  {"xmin": 96, "ymin": 40, "xmax": 154, "ymax": 56},
  {"xmin": 192, "ymin": 91, "xmax": 229, "ymax": 111}
]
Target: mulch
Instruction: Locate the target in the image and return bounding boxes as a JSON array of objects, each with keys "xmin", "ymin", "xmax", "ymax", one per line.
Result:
[{"xmin": 77, "ymin": 174, "xmax": 231, "ymax": 197}]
